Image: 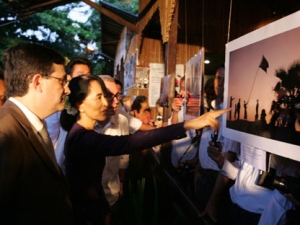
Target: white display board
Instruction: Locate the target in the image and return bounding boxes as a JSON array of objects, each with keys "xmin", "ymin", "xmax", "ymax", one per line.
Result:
[{"xmin": 223, "ymin": 11, "xmax": 300, "ymax": 161}]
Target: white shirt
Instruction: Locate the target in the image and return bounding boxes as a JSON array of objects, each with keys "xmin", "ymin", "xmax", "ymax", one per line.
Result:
[
  {"xmin": 258, "ymin": 156, "xmax": 300, "ymax": 225},
  {"xmin": 169, "ymin": 107, "xmax": 198, "ymax": 167},
  {"xmin": 222, "ymin": 154, "xmax": 299, "ymax": 217},
  {"xmin": 100, "ymin": 106, "xmax": 142, "ymax": 206},
  {"xmin": 9, "ymin": 97, "xmax": 43, "ymax": 132},
  {"xmin": 227, "ymin": 160, "xmax": 273, "ymax": 214},
  {"xmin": 10, "ymin": 98, "xmax": 59, "ymax": 166}
]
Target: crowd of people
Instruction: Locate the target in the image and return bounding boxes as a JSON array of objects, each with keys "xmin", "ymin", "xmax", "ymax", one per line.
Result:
[{"xmin": 0, "ymin": 42, "xmax": 299, "ymax": 225}]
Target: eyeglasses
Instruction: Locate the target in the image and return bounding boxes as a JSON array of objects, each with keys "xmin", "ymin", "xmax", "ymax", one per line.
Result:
[
  {"xmin": 43, "ymin": 75, "xmax": 69, "ymax": 86},
  {"xmin": 107, "ymin": 92, "xmax": 123, "ymax": 101}
]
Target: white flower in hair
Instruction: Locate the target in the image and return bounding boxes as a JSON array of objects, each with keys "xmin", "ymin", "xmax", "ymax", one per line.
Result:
[
  {"xmin": 67, "ymin": 106, "xmax": 78, "ymax": 115},
  {"xmin": 64, "ymin": 96, "xmax": 78, "ymax": 115}
]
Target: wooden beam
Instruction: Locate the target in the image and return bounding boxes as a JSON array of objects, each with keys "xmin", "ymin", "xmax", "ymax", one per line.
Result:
[
  {"xmin": 82, "ymin": 0, "xmax": 138, "ymax": 33},
  {"xmin": 24, "ymin": 0, "xmax": 65, "ymax": 11},
  {"xmin": 164, "ymin": 0, "xmax": 179, "ymax": 120}
]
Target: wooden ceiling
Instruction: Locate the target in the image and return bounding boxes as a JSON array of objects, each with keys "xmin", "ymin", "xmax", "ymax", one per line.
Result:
[
  {"xmin": 3, "ymin": 0, "xmax": 300, "ymax": 74},
  {"xmin": 2, "ymin": 0, "xmax": 76, "ymax": 17},
  {"xmin": 142, "ymin": 0, "xmax": 300, "ymax": 74}
]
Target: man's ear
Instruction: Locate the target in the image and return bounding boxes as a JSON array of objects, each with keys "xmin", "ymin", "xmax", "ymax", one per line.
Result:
[
  {"xmin": 78, "ymin": 102, "xmax": 85, "ymax": 113},
  {"xmin": 31, "ymin": 74, "xmax": 44, "ymax": 92}
]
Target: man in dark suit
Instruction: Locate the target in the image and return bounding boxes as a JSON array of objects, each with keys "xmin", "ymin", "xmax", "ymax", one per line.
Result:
[{"xmin": 0, "ymin": 43, "xmax": 73, "ymax": 225}]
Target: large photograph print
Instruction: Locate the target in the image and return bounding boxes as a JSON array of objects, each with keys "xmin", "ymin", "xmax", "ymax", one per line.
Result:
[
  {"xmin": 185, "ymin": 49, "xmax": 203, "ymax": 119},
  {"xmin": 223, "ymin": 11, "xmax": 300, "ymax": 161}
]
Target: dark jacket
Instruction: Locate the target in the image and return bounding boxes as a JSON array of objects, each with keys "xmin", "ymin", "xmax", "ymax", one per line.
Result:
[
  {"xmin": 0, "ymin": 100, "xmax": 73, "ymax": 225},
  {"xmin": 65, "ymin": 122, "xmax": 187, "ymax": 225}
]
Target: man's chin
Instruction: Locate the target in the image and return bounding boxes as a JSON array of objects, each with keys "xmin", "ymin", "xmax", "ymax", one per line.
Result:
[{"xmin": 57, "ymin": 104, "xmax": 65, "ymax": 111}]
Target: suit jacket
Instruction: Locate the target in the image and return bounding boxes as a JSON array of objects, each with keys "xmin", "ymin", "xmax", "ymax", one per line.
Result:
[{"xmin": 0, "ymin": 101, "xmax": 73, "ymax": 225}]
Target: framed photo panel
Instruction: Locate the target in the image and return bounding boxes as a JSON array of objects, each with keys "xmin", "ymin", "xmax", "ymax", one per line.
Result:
[
  {"xmin": 123, "ymin": 53, "xmax": 136, "ymax": 90},
  {"xmin": 185, "ymin": 49, "xmax": 203, "ymax": 119},
  {"xmin": 223, "ymin": 11, "xmax": 300, "ymax": 161},
  {"xmin": 134, "ymin": 65, "xmax": 149, "ymax": 89}
]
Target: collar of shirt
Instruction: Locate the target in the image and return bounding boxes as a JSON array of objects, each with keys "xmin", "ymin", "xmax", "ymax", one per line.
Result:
[
  {"xmin": 9, "ymin": 97, "xmax": 44, "ymax": 132},
  {"xmin": 94, "ymin": 115, "xmax": 118, "ymax": 134},
  {"xmin": 211, "ymin": 100, "xmax": 223, "ymax": 110}
]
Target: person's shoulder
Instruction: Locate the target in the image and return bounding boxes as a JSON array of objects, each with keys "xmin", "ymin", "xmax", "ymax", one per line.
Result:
[
  {"xmin": 130, "ymin": 110, "xmax": 137, "ymax": 117},
  {"xmin": 0, "ymin": 103, "xmax": 20, "ymax": 124},
  {"xmin": 115, "ymin": 112, "xmax": 128, "ymax": 123},
  {"xmin": 116, "ymin": 110, "xmax": 141, "ymax": 128},
  {"xmin": 68, "ymin": 122, "xmax": 84, "ymax": 135},
  {"xmin": 0, "ymin": 111, "xmax": 15, "ymax": 133}
]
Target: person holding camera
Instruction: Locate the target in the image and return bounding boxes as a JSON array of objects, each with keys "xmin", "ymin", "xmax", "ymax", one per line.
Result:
[
  {"xmin": 258, "ymin": 155, "xmax": 300, "ymax": 225},
  {"xmin": 205, "ymin": 146, "xmax": 300, "ymax": 225},
  {"xmin": 194, "ymin": 66, "xmax": 240, "ymax": 219},
  {"xmin": 169, "ymin": 75, "xmax": 196, "ymax": 168}
]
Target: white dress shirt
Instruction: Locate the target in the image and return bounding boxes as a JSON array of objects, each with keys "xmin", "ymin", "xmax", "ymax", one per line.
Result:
[{"xmin": 100, "ymin": 106, "xmax": 142, "ymax": 206}]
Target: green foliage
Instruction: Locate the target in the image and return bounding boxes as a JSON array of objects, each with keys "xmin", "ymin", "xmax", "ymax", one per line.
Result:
[
  {"xmin": 104, "ymin": 0, "xmax": 139, "ymax": 14},
  {"xmin": 0, "ymin": 1, "xmax": 105, "ymax": 74},
  {"xmin": 0, "ymin": 0, "xmax": 139, "ymax": 73}
]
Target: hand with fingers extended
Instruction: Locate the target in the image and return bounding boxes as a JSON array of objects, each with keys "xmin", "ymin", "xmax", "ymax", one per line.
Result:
[{"xmin": 184, "ymin": 108, "xmax": 230, "ymax": 132}]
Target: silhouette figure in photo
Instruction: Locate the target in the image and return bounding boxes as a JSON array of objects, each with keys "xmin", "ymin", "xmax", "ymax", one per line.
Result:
[
  {"xmin": 260, "ymin": 109, "xmax": 267, "ymax": 128},
  {"xmin": 243, "ymin": 100, "xmax": 248, "ymax": 120},
  {"xmin": 236, "ymin": 98, "xmax": 241, "ymax": 120},
  {"xmin": 229, "ymin": 96, "xmax": 235, "ymax": 120},
  {"xmin": 234, "ymin": 103, "xmax": 237, "ymax": 120},
  {"xmin": 255, "ymin": 99, "xmax": 259, "ymax": 121},
  {"xmin": 269, "ymin": 100, "xmax": 279, "ymax": 127}
]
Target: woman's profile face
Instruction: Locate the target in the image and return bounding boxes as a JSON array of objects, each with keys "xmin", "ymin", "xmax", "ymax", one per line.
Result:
[{"xmin": 79, "ymin": 80, "xmax": 108, "ymax": 122}]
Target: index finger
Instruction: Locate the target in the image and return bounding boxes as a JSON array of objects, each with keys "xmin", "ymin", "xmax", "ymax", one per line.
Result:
[{"xmin": 209, "ymin": 108, "xmax": 231, "ymax": 119}]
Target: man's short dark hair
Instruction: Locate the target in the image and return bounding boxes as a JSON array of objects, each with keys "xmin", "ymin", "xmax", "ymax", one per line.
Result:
[
  {"xmin": 114, "ymin": 78, "xmax": 123, "ymax": 91},
  {"xmin": 65, "ymin": 57, "xmax": 92, "ymax": 75},
  {"xmin": 4, "ymin": 43, "xmax": 65, "ymax": 97}
]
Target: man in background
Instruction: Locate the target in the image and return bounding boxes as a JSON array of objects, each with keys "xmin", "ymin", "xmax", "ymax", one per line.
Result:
[
  {"xmin": 45, "ymin": 57, "xmax": 91, "ymax": 172},
  {"xmin": 97, "ymin": 75, "xmax": 154, "ymax": 224},
  {"xmin": 194, "ymin": 65, "xmax": 239, "ymax": 221}
]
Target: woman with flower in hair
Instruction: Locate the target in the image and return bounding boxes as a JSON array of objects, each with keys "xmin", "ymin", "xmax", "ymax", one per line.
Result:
[{"xmin": 60, "ymin": 74, "xmax": 228, "ymax": 225}]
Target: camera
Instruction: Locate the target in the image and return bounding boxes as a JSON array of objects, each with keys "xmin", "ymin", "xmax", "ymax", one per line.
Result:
[
  {"xmin": 156, "ymin": 115, "xmax": 162, "ymax": 121},
  {"xmin": 177, "ymin": 161, "xmax": 195, "ymax": 172},
  {"xmin": 273, "ymin": 175, "xmax": 300, "ymax": 200},
  {"xmin": 256, "ymin": 168, "xmax": 300, "ymax": 200}
]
